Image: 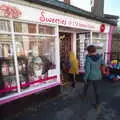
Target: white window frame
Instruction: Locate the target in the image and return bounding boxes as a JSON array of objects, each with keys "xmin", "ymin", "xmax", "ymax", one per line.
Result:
[{"xmin": 0, "ymin": 17, "xmax": 59, "ymax": 101}]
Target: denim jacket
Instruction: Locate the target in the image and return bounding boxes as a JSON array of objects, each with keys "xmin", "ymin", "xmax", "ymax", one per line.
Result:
[{"xmin": 84, "ymin": 54, "xmax": 104, "ymax": 81}]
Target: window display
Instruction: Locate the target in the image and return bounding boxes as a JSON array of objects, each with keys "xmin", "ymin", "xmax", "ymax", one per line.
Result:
[
  {"xmin": 0, "ymin": 20, "xmax": 57, "ymax": 99},
  {"xmin": 15, "ymin": 35, "xmax": 56, "ymax": 89}
]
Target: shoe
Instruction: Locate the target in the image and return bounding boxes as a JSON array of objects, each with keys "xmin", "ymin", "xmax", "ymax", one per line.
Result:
[
  {"xmin": 80, "ymin": 95, "xmax": 88, "ymax": 100},
  {"xmin": 95, "ymin": 104, "xmax": 101, "ymax": 112},
  {"xmin": 70, "ymin": 82, "xmax": 75, "ymax": 88},
  {"xmin": 71, "ymin": 83, "xmax": 75, "ymax": 88}
]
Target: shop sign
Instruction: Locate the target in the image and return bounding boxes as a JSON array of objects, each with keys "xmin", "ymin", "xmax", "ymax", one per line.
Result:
[
  {"xmin": 0, "ymin": 1, "xmax": 110, "ymax": 32},
  {"xmin": 0, "ymin": 4, "xmax": 21, "ymax": 18},
  {"xmin": 40, "ymin": 10, "xmax": 96, "ymax": 30}
]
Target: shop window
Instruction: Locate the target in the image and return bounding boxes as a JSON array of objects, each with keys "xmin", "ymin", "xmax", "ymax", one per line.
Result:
[
  {"xmin": 14, "ymin": 22, "xmax": 22, "ymax": 32},
  {"xmin": 92, "ymin": 32, "xmax": 107, "ymax": 54},
  {"xmin": 0, "ymin": 20, "xmax": 57, "ymax": 100},
  {"xmin": 15, "ymin": 35, "xmax": 56, "ymax": 89},
  {"xmin": 14, "ymin": 22, "xmax": 37, "ymax": 33},
  {"xmin": 0, "ymin": 20, "xmax": 11, "ymax": 32},
  {"xmin": 0, "ymin": 35, "xmax": 17, "ymax": 98},
  {"xmin": 14, "ymin": 22, "xmax": 29, "ymax": 33},
  {"xmin": 92, "ymin": 33, "xmax": 107, "ymax": 39},
  {"xmin": 39, "ymin": 25, "xmax": 55, "ymax": 35},
  {"xmin": 28, "ymin": 24, "xmax": 36, "ymax": 33},
  {"xmin": 22, "ymin": 23, "xmax": 28, "ymax": 33}
]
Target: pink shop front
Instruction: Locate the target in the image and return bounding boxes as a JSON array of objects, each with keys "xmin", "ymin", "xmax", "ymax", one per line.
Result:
[{"xmin": 0, "ymin": 1, "xmax": 115, "ymax": 105}]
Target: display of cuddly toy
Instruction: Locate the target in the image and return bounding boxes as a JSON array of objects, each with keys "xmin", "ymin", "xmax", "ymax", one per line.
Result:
[{"xmin": 106, "ymin": 60, "xmax": 120, "ymax": 81}]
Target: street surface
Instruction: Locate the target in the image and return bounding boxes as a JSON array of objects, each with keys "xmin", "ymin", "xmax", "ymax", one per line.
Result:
[{"xmin": 2, "ymin": 81, "xmax": 120, "ymax": 120}]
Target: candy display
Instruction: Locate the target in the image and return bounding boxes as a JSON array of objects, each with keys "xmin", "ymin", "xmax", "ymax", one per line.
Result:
[
  {"xmin": 18, "ymin": 60, "xmax": 23, "ymax": 73},
  {"xmin": 106, "ymin": 60, "xmax": 120, "ymax": 81},
  {"xmin": 33, "ymin": 57, "xmax": 43, "ymax": 78},
  {"xmin": 1, "ymin": 62, "xmax": 9, "ymax": 76},
  {"xmin": 0, "ymin": 56, "xmax": 29, "ymax": 96},
  {"xmin": 9, "ymin": 62, "xmax": 15, "ymax": 75}
]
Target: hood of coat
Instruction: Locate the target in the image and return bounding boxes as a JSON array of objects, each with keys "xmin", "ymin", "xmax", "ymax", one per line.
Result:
[{"xmin": 87, "ymin": 54, "xmax": 102, "ymax": 62}]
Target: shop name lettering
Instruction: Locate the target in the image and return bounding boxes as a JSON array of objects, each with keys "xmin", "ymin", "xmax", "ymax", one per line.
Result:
[
  {"xmin": 40, "ymin": 10, "xmax": 95, "ymax": 29},
  {"xmin": 40, "ymin": 10, "xmax": 66, "ymax": 25}
]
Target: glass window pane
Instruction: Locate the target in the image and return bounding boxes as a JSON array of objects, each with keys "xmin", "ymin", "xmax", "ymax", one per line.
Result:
[
  {"xmin": 92, "ymin": 39, "xmax": 107, "ymax": 54},
  {"xmin": 14, "ymin": 22, "xmax": 37, "ymax": 33},
  {"xmin": 0, "ymin": 35, "xmax": 17, "ymax": 98},
  {"xmin": 0, "ymin": 20, "xmax": 11, "ymax": 32},
  {"xmin": 22, "ymin": 23, "xmax": 28, "ymax": 33},
  {"xmin": 28, "ymin": 24, "xmax": 36, "ymax": 33},
  {"xmin": 93, "ymin": 33, "xmax": 107, "ymax": 39},
  {"xmin": 39, "ymin": 25, "xmax": 55, "ymax": 35},
  {"xmin": 14, "ymin": 22, "xmax": 28, "ymax": 33},
  {"xmin": 15, "ymin": 35, "xmax": 56, "ymax": 90},
  {"xmin": 14, "ymin": 22, "xmax": 22, "ymax": 32},
  {"xmin": 92, "ymin": 33, "xmax": 107, "ymax": 54}
]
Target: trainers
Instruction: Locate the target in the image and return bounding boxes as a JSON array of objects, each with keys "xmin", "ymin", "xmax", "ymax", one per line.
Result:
[
  {"xmin": 71, "ymin": 83, "xmax": 75, "ymax": 88},
  {"xmin": 95, "ymin": 104, "xmax": 101, "ymax": 112},
  {"xmin": 80, "ymin": 95, "xmax": 88, "ymax": 100}
]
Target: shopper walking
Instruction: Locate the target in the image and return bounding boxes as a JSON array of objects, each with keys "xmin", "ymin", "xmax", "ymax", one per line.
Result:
[
  {"xmin": 82, "ymin": 45, "xmax": 104, "ymax": 111},
  {"xmin": 68, "ymin": 51, "xmax": 79, "ymax": 88}
]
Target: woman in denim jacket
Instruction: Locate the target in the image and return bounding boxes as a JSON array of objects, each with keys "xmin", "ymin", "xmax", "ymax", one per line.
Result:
[{"xmin": 83, "ymin": 45, "xmax": 104, "ymax": 111}]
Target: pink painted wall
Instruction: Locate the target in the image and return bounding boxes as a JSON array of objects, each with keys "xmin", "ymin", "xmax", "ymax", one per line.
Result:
[{"xmin": 107, "ymin": 25, "xmax": 116, "ymax": 62}]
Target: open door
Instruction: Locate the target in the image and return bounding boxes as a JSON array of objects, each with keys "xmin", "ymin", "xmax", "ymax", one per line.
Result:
[{"xmin": 59, "ymin": 32, "xmax": 72, "ymax": 85}]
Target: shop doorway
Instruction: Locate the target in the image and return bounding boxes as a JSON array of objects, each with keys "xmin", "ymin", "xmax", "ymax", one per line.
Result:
[
  {"xmin": 59, "ymin": 32, "xmax": 72, "ymax": 85},
  {"xmin": 59, "ymin": 32, "xmax": 72, "ymax": 60}
]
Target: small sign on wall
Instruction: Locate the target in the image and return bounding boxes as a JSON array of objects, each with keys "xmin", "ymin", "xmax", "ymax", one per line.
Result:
[{"xmin": 100, "ymin": 24, "xmax": 105, "ymax": 32}]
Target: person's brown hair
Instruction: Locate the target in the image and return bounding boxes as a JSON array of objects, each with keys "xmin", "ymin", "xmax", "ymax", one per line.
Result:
[{"xmin": 87, "ymin": 45, "xmax": 96, "ymax": 53}]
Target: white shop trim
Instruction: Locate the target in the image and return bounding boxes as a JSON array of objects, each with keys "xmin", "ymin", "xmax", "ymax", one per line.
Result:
[{"xmin": 11, "ymin": 20, "xmax": 21, "ymax": 93}]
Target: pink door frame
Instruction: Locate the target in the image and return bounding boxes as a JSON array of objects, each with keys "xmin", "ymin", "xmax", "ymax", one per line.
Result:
[{"xmin": 107, "ymin": 25, "xmax": 116, "ymax": 62}]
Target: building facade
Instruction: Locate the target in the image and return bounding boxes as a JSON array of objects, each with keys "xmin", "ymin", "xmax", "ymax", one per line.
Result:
[{"xmin": 0, "ymin": 0, "xmax": 118, "ymax": 105}]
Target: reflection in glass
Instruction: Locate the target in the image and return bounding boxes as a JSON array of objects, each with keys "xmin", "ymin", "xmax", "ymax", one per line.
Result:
[
  {"xmin": 0, "ymin": 20, "xmax": 11, "ymax": 32},
  {"xmin": 14, "ymin": 22, "xmax": 37, "ymax": 34},
  {"xmin": 0, "ymin": 35, "xmax": 17, "ymax": 98},
  {"xmin": 39, "ymin": 25, "xmax": 55, "ymax": 35},
  {"xmin": 15, "ymin": 36, "xmax": 56, "ymax": 89}
]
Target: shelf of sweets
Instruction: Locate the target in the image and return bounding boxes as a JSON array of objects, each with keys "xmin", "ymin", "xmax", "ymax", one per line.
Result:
[
  {"xmin": 0, "ymin": 56, "xmax": 27, "ymax": 79},
  {"xmin": 0, "ymin": 55, "xmax": 27, "ymax": 61},
  {"xmin": 1, "ymin": 72, "xmax": 27, "ymax": 78},
  {"xmin": 108, "ymin": 67, "xmax": 120, "ymax": 75}
]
